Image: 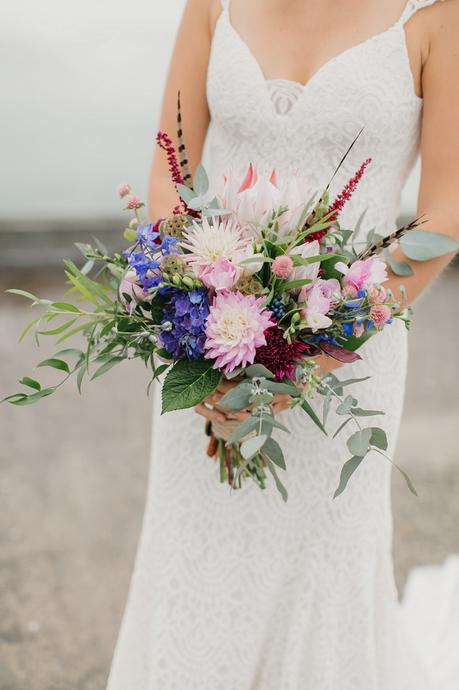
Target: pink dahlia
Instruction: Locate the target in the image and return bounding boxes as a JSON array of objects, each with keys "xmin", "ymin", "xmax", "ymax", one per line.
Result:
[
  {"xmin": 204, "ymin": 291, "xmax": 275, "ymax": 373},
  {"xmin": 255, "ymin": 326, "xmax": 312, "ymax": 381}
]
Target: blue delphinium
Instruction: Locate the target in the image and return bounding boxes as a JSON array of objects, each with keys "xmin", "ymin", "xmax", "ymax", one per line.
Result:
[
  {"xmin": 160, "ymin": 288, "xmax": 210, "ymax": 360},
  {"xmin": 160, "ymin": 235, "xmax": 180, "ymax": 256},
  {"xmin": 137, "ymin": 223, "xmax": 160, "ymax": 248}
]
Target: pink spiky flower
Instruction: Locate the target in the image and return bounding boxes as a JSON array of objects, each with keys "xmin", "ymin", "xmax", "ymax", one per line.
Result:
[
  {"xmin": 125, "ymin": 194, "xmax": 143, "ymax": 210},
  {"xmin": 117, "ymin": 182, "xmax": 131, "ymax": 199},
  {"xmin": 272, "ymin": 255, "xmax": 294, "ymax": 278},
  {"xmin": 205, "ymin": 291, "xmax": 275, "ymax": 373}
]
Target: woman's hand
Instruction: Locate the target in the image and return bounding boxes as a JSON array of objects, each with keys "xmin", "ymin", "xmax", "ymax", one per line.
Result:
[{"xmin": 194, "ymin": 380, "xmax": 292, "ymax": 423}]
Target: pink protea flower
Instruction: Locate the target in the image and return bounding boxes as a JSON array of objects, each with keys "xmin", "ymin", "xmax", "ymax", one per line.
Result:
[
  {"xmin": 125, "ymin": 194, "xmax": 143, "ymax": 210},
  {"xmin": 272, "ymin": 255, "xmax": 294, "ymax": 278},
  {"xmin": 199, "ymin": 258, "xmax": 240, "ymax": 291},
  {"xmin": 117, "ymin": 182, "xmax": 131, "ymax": 199},
  {"xmin": 369, "ymin": 304, "xmax": 392, "ymax": 326},
  {"xmin": 205, "ymin": 291, "xmax": 275, "ymax": 372}
]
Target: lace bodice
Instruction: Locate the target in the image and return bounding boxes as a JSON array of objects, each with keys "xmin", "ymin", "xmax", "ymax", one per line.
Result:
[{"xmin": 203, "ymin": 0, "xmax": 437, "ymax": 236}]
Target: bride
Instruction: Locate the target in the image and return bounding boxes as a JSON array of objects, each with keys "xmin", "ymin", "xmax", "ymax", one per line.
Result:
[{"xmin": 107, "ymin": 0, "xmax": 459, "ymax": 688}]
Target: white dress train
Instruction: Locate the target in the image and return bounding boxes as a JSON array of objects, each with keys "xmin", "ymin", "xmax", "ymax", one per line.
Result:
[{"xmin": 106, "ymin": 0, "xmax": 459, "ymax": 688}]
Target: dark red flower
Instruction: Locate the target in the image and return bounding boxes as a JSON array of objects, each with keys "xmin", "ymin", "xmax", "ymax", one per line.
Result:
[{"xmin": 255, "ymin": 326, "xmax": 312, "ymax": 381}]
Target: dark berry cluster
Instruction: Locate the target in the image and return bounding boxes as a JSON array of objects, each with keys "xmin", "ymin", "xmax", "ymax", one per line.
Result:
[{"xmin": 268, "ymin": 298, "xmax": 287, "ymax": 319}]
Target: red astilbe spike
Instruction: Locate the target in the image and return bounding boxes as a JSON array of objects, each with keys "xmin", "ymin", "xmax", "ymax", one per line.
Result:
[
  {"xmin": 156, "ymin": 131, "xmax": 185, "ymax": 186},
  {"xmin": 157, "ymin": 131, "xmax": 200, "ymax": 215},
  {"xmin": 306, "ymin": 158, "xmax": 372, "ymax": 243},
  {"xmin": 328, "ymin": 157, "xmax": 372, "ymax": 221}
]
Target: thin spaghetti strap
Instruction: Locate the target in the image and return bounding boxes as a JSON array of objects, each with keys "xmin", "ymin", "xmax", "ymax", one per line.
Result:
[
  {"xmin": 398, "ymin": 0, "xmax": 442, "ymax": 26},
  {"xmin": 220, "ymin": 0, "xmax": 230, "ymax": 11}
]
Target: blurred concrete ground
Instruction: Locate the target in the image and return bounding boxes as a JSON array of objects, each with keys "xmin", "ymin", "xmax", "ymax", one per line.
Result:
[{"xmin": 0, "ymin": 267, "xmax": 458, "ymax": 690}]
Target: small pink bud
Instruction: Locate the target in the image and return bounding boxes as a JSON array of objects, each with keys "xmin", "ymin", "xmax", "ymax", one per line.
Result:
[
  {"xmin": 369, "ymin": 304, "xmax": 392, "ymax": 325},
  {"xmin": 272, "ymin": 255, "xmax": 294, "ymax": 278},
  {"xmin": 125, "ymin": 194, "xmax": 143, "ymax": 210},
  {"xmin": 117, "ymin": 183, "xmax": 131, "ymax": 199}
]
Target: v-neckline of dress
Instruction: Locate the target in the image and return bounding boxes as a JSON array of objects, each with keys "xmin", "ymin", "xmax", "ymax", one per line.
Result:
[{"xmin": 216, "ymin": 7, "xmax": 422, "ymax": 109}]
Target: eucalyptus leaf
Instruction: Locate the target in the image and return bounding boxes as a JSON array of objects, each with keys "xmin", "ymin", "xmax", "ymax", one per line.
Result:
[
  {"xmin": 333, "ymin": 456, "xmax": 364, "ymax": 498},
  {"xmin": 227, "ymin": 416, "xmax": 260, "ymax": 444},
  {"xmin": 245, "ymin": 364, "xmax": 275, "ymax": 379},
  {"xmin": 193, "ymin": 164, "xmax": 210, "ymax": 196},
  {"xmin": 384, "ymin": 250, "xmax": 413, "ymax": 276},
  {"xmin": 336, "ymin": 395, "xmax": 356, "ymax": 415},
  {"xmin": 161, "ymin": 359, "xmax": 222, "ymax": 413},
  {"xmin": 400, "ymin": 230, "xmax": 459, "ymax": 261},
  {"xmin": 394, "ymin": 464, "xmax": 418, "ymax": 496},
  {"xmin": 264, "ymin": 457, "xmax": 288, "ymax": 502},
  {"xmin": 332, "ymin": 417, "xmax": 352, "ymax": 438},
  {"xmin": 265, "ymin": 380, "xmax": 301, "ymax": 396},
  {"xmin": 219, "ymin": 382, "xmax": 253, "ymax": 411},
  {"xmin": 370, "ymin": 427, "xmax": 388, "ymax": 450},
  {"xmin": 240, "ymin": 434, "xmax": 267, "ymax": 461},
  {"xmin": 262, "ymin": 437, "xmax": 286, "ymax": 469},
  {"xmin": 175, "ymin": 183, "xmax": 196, "ymax": 204},
  {"xmin": 347, "ymin": 428, "xmax": 372, "ymax": 457},
  {"xmin": 350, "ymin": 408, "xmax": 385, "ymax": 417}
]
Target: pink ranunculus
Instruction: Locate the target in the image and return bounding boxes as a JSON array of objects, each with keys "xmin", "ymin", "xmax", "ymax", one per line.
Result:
[
  {"xmin": 298, "ymin": 279, "xmax": 337, "ymax": 333},
  {"xmin": 199, "ymin": 258, "xmax": 241, "ymax": 291},
  {"xmin": 204, "ymin": 291, "xmax": 275, "ymax": 373},
  {"xmin": 272, "ymin": 255, "xmax": 294, "ymax": 278},
  {"xmin": 119, "ymin": 269, "xmax": 145, "ymax": 310},
  {"xmin": 369, "ymin": 304, "xmax": 392, "ymax": 326}
]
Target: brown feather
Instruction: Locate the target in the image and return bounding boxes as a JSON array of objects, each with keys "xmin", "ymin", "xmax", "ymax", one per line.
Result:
[
  {"xmin": 356, "ymin": 218, "xmax": 424, "ymax": 260},
  {"xmin": 176, "ymin": 91, "xmax": 193, "ymax": 188}
]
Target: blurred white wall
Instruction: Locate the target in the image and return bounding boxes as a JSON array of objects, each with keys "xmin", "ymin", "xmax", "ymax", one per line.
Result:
[{"xmin": 0, "ymin": 0, "xmax": 419, "ymax": 219}]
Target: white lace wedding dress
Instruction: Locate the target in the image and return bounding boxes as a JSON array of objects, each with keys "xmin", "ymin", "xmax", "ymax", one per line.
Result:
[{"xmin": 106, "ymin": 1, "xmax": 459, "ymax": 688}]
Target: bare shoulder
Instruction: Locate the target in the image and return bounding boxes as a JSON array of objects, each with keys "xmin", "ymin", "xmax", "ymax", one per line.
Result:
[{"xmin": 413, "ymin": 0, "xmax": 459, "ymax": 43}]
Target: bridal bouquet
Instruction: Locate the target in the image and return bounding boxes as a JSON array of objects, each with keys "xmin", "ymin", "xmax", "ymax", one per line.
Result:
[{"xmin": 4, "ymin": 115, "xmax": 457, "ymax": 500}]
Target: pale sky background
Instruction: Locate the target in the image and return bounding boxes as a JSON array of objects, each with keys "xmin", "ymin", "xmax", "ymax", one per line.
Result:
[{"xmin": 0, "ymin": 0, "xmax": 420, "ymax": 220}]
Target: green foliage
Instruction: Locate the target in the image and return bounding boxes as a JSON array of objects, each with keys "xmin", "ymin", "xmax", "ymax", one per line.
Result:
[{"xmin": 161, "ymin": 359, "xmax": 221, "ymax": 413}]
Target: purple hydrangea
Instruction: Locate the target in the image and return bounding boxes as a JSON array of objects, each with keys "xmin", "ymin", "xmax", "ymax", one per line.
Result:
[{"xmin": 160, "ymin": 288, "xmax": 209, "ymax": 360}]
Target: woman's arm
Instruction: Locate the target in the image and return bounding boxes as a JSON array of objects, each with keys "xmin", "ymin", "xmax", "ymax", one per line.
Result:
[
  {"xmin": 383, "ymin": 0, "xmax": 459, "ymax": 301},
  {"xmin": 319, "ymin": 1, "xmax": 459, "ymax": 376},
  {"xmin": 148, "ymin": 0, "xmax": 217, "ymax": 220}
]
